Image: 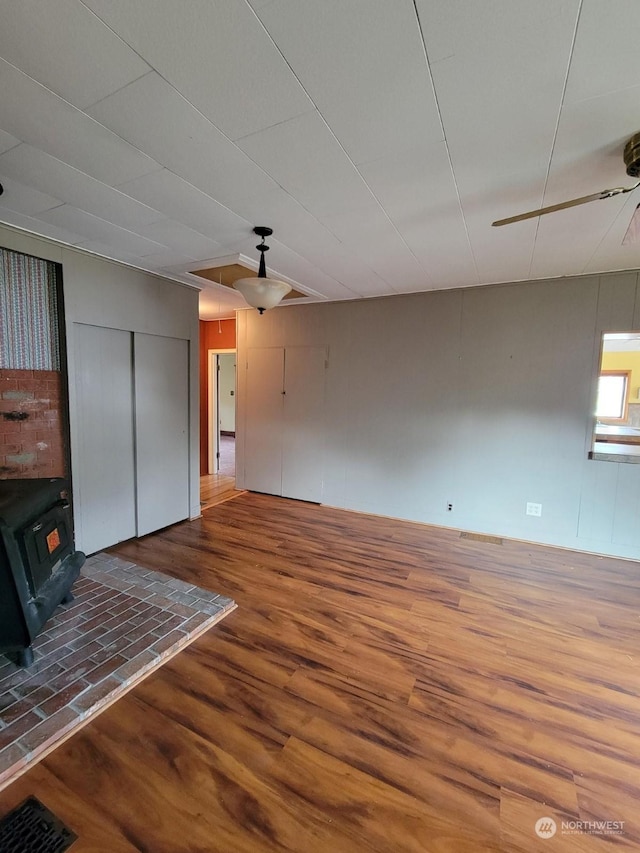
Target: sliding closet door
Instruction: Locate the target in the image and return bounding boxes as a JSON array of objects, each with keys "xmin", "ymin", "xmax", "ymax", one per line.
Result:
[
  {"xmin": 244, "ymin": 347, "xmax": 284, "ymax": 495},
  {"xmin": 134, "ymin": 333, "xmax": 190, "ymax": 536},
  {"xmin": 281, "ymin": 347, "xmax": 326, "ymax": 502},
  {"xmin": 73, "ymin": 323, "xmax": 136, "ymax": 554}
]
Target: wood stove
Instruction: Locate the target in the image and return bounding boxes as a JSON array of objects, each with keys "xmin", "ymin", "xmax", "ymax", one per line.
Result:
[{"xmin": 0, "ymin": 478, "xmax": 85, "ymax": 667}]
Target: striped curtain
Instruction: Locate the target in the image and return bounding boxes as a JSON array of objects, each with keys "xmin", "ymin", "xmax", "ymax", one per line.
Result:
[{"xmin": 0, "ymin": 248, "xmax": 61, "ymax": 370}]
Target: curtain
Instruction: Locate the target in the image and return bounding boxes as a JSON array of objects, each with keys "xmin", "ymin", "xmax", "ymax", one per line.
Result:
[{"xmin": 0, "ymin": 247, "xmax": 61, "ymax": 370}]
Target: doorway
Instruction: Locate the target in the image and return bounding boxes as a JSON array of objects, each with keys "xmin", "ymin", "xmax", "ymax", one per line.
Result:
[{"xmin": 208, "ymin": 348, "xmax": 236, "ymax": 476}]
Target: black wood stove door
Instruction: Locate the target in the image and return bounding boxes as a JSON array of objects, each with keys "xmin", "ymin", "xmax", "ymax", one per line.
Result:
[
  {"xmin": 21, "ymin": 502, "xmax": 72, "ymax": 595},
  {"xmin": 0, "ymin": 478, "xmax": 84, "ymax": 667}
]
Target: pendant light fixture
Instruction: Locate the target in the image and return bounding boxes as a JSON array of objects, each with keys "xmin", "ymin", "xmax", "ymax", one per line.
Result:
[{"xmin": 233, "ymin": 226, "xmax": 292, "ymax": 314}]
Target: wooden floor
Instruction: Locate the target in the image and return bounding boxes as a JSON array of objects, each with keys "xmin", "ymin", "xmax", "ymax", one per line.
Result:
[
  {"xmin": 200, "ymin": 471, "xmax": 244, "ymax": 509},
  {"xmin": 1, "ymin": 493, "xmax": 640, "ymax": 851}
]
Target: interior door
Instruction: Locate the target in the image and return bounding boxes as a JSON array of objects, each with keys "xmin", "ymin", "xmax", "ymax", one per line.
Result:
[
  {"xmin": 281, "ymin": 347, "xmax": 327, "ymax": 502},
  {"xmin": 208, "ymin": 349, "xmax": 236, "ymax": 475},
  {"xmin": 218, "ymin": 353, "xmax": 236, "ymax": 434},
  {"xmin": 244, "ymin": 347, "xmax": 284, "ymax": 495},
  {"xmin": 134, "ymin": 333, "xmax": 190, "ymax": 536},
  {"xmin": 212, "ymin": 353, "xmax": 220, "ymax": 473},
  {"xmin": 73, "ymin": 323, "xmax": 136, "ymax": 554}
]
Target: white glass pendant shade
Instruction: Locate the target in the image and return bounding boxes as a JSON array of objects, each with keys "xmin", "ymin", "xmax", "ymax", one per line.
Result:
[
  {"xmin": 232, "ymin": 226, "xmax": 292, "ymax": 313},
  {"xmin": 233, "ymin": 276, "xmax": 291, "ymax": 314}
]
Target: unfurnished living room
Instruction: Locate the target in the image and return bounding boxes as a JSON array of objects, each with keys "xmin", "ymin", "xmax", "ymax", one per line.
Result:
[{"xmin": 1, "ymin": 2, "xmax": 640, "ymax": 851}]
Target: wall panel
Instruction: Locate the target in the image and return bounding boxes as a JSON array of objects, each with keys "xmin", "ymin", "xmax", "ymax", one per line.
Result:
[
  {"xmin": 134, "ymin": 333, "xmax": 190, "ymax": 536},
  {"xmin": 73, "ymin": 323, "xmax": 135, "ymax": 553},
  {"xmin": 0, "ymin": 221, "xmax": 200, "ymax": 549},
  {"xmin": 237, "ymin": 272, "xmax": 640, "ymax": 560},
  {"xmin": 281, "ymin": 346, "xmax": 326, "ymax": 502},
  {"xmin": 243, "ymin": 347, "xmax": 284, "ymax": 495}
]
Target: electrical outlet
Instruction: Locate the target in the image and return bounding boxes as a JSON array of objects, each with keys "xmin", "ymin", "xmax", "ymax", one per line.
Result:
[
  {"xmin": 526, "ymin": 502, "xmax": 542, "ymax": 517},
  {"xmin": 447, "ymin": 502, "xmax": 453, "ymax": 511}
]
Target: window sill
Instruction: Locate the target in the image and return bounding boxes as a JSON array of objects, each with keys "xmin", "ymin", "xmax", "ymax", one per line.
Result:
[{"xmin": 590, "ymin": 442, "xmax": 640, "ymax": 464}]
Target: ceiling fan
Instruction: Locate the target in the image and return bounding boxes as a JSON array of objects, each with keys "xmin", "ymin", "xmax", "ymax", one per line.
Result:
[{"xmin": 492, "ymin": 132, "xmax": 640, "ymax": 244}]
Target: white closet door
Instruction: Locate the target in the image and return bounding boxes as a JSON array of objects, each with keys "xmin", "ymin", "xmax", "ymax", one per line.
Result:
[
  {"xmin": 73, "ymin": 323, "xmax": 136, "ymax": 554},
  {"xmin": 282, "ymin": 347, "xmax": 326, "ymax": 502},
  {"xmin": 244, "ymin": 347, "xmax": 285, "ymax": 495},
  {"xmin": 134, "ymin": 333, "xmax": 190, "ymax": 536}
]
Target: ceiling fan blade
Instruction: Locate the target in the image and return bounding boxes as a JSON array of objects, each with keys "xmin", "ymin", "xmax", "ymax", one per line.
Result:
[
  {"xmin": 492, "ymin": 183, "xmax": 640, "ymax": 227},
  {"xmin": 622, "ymin": 204, "xmax": 640, "ymax": 245}
]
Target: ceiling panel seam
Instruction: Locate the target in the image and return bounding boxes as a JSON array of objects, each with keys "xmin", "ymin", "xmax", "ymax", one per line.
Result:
[
  {"xmin": 75, "ymin": 2, "xmax": 358, "ymax": 289},
  {"xmin": 528, "ymin": 0, "xmax": 585, "ymax": 280},
  {"xmin": 411, "ymin": 0, "xmax": 480, "ymax": 287},
  {"xmin": 244, "ymin": 0, "xmax": 445, "ymax": 292}
]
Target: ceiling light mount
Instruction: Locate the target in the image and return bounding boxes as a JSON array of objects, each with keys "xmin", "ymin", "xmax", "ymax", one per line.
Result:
[
  {"xmin": 233, "ymin": 226, "xmax": 292, "ymax": 314},
  {"xmin": 253, "ymin": 225, "xmax": 272, "ymax": 280},
  {"xmin": 624, "ymin": 132, "xmax": 640, "ymax": 178}
]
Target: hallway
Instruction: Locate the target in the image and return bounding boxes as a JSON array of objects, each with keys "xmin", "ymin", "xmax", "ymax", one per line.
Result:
[{"xmin": 200, "ymin": 435, "xmax": 242, "ymax": 509}]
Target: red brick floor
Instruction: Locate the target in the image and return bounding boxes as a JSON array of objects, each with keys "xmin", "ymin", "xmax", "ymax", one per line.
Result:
[{"xmin": 0, "ymin": 553, "xmax": 235, "ymax": 790}]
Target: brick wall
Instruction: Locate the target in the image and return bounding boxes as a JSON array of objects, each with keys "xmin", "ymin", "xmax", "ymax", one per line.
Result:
[{"xmin": 0, "ymin": 369, "xmax": 66, "ymax": 479}]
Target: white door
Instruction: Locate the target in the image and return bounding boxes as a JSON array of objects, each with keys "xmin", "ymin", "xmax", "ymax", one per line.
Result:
[
  {"xmin": 243, "ymin": 346, "xmax": 326, "ymax": 501},
  {"xmin": 73, "ymin": 323, "xmax": 136, "ymax": 554},
  {"xmin": 282, "ymin": 347, "xmax": 326, "ymax": 502},
  {"xmin": 218, "ymin": 353, "xmax": 236, "ymax": 433},
  {"xmin": 244, "ymin": 347, "xmax": 284, "ymax": 495},
  {"xmin": 212, "ymin": 353, "xmax": 220, "ymax": 474},
  {"xmin": 208, "ymin": 349, "xmax": 236, "ymax": 474},
  {"xmin": 134, "ymin": 333, "xmax": 190, "ymax": 536}
]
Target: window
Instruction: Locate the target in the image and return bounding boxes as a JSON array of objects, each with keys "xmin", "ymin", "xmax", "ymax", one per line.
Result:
[
  {"xmin": 591, "ymin": 332, "xmax": 640, "ymax": 460},
  {"xmin": 596, "ymin": 371, "xmax": 629, "ymax": 421}
]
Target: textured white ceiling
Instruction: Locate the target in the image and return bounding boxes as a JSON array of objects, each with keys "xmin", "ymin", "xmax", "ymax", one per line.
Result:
[{"xmin": 0, "ymin": 0, "xmax": 639, "ymax": 319}]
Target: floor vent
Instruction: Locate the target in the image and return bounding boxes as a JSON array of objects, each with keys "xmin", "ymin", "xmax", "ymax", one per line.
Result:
[
  {"xmin": 460, "ymin": 531, "xmax": 504, "ymax": 545},
  {"xmin": 0, "ymin": 796, "xmax": 77, "ymax": 853}
]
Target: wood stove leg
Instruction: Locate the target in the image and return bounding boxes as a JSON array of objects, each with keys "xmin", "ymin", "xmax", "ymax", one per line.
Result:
[
  {"xmin": 61, "ymin": 591, "xmax": 74, "ymax": 604},
  {"xmin": 16, "ymin": 646, "xmax": 34, "ymax": 668}
]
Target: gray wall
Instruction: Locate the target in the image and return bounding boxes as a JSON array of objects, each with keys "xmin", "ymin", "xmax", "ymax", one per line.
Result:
[
  {"xmin": 0, "ymin": 222, "xmax": 201, "ymax": 550},
  {"xmin": 237, "ymin": 271, "xmax": 640, "ymax": 560}
]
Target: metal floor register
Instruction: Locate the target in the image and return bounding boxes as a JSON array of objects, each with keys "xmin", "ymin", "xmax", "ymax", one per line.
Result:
[{"xmin": 0, "ymin": 796, "xmax": 76, "ymax": 852}]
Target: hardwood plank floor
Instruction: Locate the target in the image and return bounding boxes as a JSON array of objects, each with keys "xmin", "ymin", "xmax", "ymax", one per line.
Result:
[
  {"xmin": 200, "ymin": 472, "xmax": 244, "ymax": 509},
  {"xmin": 1, "ymin": 492, "xmax": 640, "ymax": 851}
]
